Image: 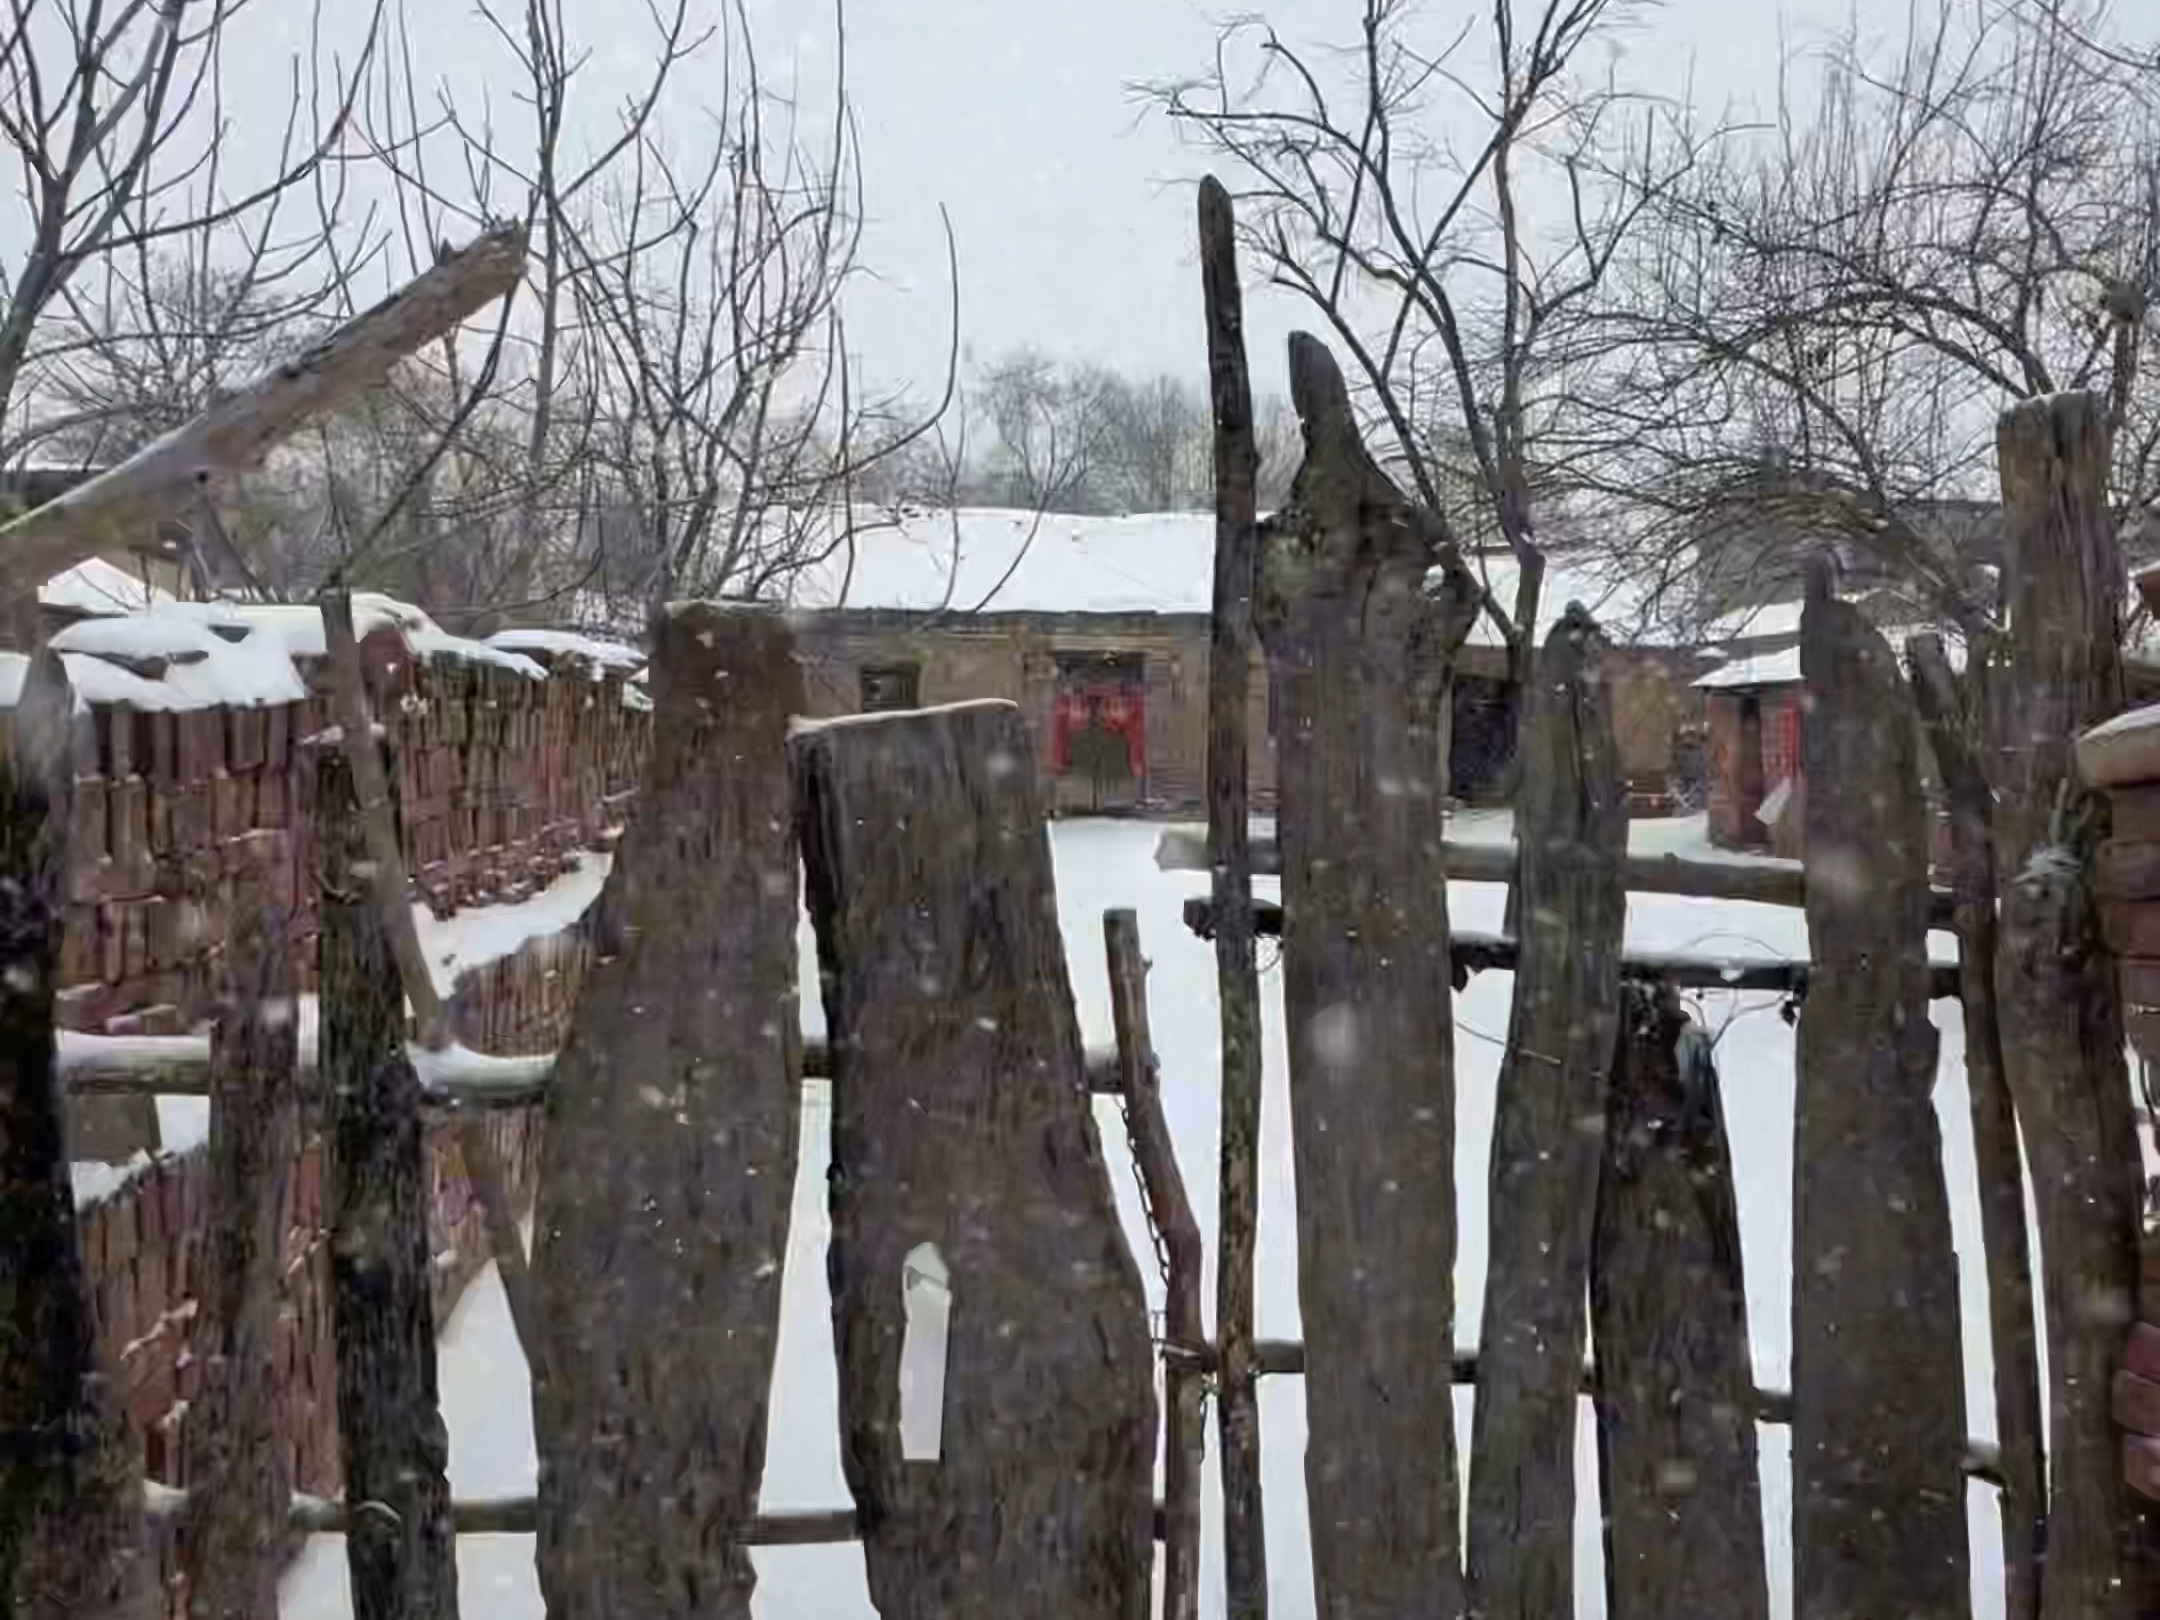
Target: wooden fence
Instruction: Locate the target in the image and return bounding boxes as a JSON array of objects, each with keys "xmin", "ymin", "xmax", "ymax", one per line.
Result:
[{"xmin": 2, "ymin": 219, "xmax": 2154, "ymax": 1620}]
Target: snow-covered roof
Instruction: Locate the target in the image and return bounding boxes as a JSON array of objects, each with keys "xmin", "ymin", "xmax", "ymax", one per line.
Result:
[
  {"xmin": 39, "ymin": 557, "xmax": 170, "ymax": 617},
  {"xmin": 1705, "ymin": 600, "xmax": 1805, "ymax": 644},
  {"xmin": 156, "ymin": 596, "xmax": 544, "ymax": 679},
  {"xmin": 1694, "ymin": 647, "xmax": 1803, "ymax": 689},
  {"xmin": 484, "ymin": 628, "xmax": 646, "ymax": 674},
  {"xmin": 792, "ymin": 508, "xmax": 1668, "ymax": 646}
]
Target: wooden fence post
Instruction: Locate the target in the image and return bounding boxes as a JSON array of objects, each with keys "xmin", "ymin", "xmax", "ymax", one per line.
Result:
[
  {"xmin": 1103, "ymin": 909, "xmax": 1204, "ymax": 1620},
  {"xmin": 1793, "ymin": 578, "xmax": 1968, "ymax": 1620},
  {"xmin": 0, "ymin": 655, "xmax": 150, "ymax": 1615},
  {"xmin": 1198, "ymin": 171, "xmax": 1270, "ymax": 1620},
  {"xmin": 1466, "ymin": 605, "xmax": 1628, "ymax": 1620},
  {"xmin": 1591, "ymin": 983, "xmax": 1767, "ymax": 1620},
  {"xmin": 794, "ymin": 701, "xmax": 1156, "ymax": 1620},
  {"xmin": 1991, "ymin": 390, "xmax": 2157, "ymax": 1619},
  {"xmin": 1909, "ymin": 631, "xmax": 2044, "ymax": 1620},
  {"xmin": 180, "ymin": 829, "xmax": 303, "ymax": 1620},
  {"xmin": 320, "ymin": 749, "xmax": 458, "ymax": 1620},
  {"xmin": 531, "ymin": 604, "xmax": 805, "ymax": 1620},
  {"xmin": 1254, "ymin": 333, "xmax": 1479, "ymax": 1620}
]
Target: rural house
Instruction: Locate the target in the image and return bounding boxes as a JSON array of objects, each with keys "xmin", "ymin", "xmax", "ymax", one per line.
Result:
[{"xmin": 790, "ymin": 509, "xmax": 1692, "ymax": 814}]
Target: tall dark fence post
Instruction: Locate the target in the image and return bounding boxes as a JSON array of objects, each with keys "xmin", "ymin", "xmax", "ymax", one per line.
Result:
[
  {"xmin": 1991, "ymin": 390, "xmax": 2155, "ymax": 1619},
  {"xmin": 1255, "ymin": 333, "xmax": 1480, "ymax": 1620},
  {"xmin": 795, "ymin": 700, "xmax": 1156, "ymax": 1620},
  {"xmin": 1793, "ymin": 577, "xmax": 1968, "ymax": 1620},
  {"xmin": 1198, "ymin": 170, "xmax": 1271, "ymax": 1620},
  {"xmin": 1467, "ymin": 605, "xmax": 1627, "ymax": 1620},
  {"xmin": 532, "ymin": 603, "xmax": 805, "ymax": 1620},
  {"xmin": 0, "ymin": 657, "xmax": 150, "ymax": 1615},
  {"xmin": 1591, "ymin": 984, "xmax": 1766, "ymax": 1620},
  {"xmin": 321, "ymin": 748, "xmax": 459, "ymax": 1620}
]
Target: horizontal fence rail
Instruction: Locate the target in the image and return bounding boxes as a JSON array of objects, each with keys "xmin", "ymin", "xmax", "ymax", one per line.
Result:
[{"xmin": 1153, "ymin": 826, "xmax": 1959, "ymax": 925}]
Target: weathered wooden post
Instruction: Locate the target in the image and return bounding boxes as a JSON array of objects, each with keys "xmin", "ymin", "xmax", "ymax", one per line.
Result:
[
  {"xmin": 1991, "ymin": 390, "xmax": 2156, "ymax": 1619},
  {"xmin": 1909, "ymin": 631, "xmax": 2044, "ymax": 1620},
  {"xmin": 1591, "ymin": 983, "xmax": 1766, "ymax": 1620},
  {"xmin": 1792, "ymin": 577, "xmax": 1968, "ymax": 1620},
  {"xmin": 1103, "ymin": 909, "xmax": 1204, "ymax": 1620},
  {"xmin": 1467, "ymin": 604, "xmax": 1627, "ymax": 1620},
  {"xmin": 321, "ymin": 748, "xmax": 459, "ymax": 1620},
  {"xmin": 0, "ymin": 655, "xmax": 150, "ymax": 1616},
  {"xmin": 1198, "ymin": 171, "xmax": 1271, "ymax": 1620},
  {"xmin": 531, "ymin": 604, "xmax": 805, "ymax": 1620},
  {"xmin": 1254, "ymin": 332, "xmax": 1479, "ymax": 1620},
  {"xmin": 180, "ymin": 828, "xmax": 304, "ymax": 1620},
  {"xmin": 794, "ymin": 701, "xmax": 1156, "ymax": 1620}
]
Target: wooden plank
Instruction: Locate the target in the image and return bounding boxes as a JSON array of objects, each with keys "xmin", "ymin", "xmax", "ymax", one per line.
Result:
[
  {"xmin": 1103, "ymin": 910, "xmax": 1202, "ymax": 1620},
  {"xmin": 1591, "ymin": 982, "xmax": 1768, "ymax": 1620},
  {"xmin": 1467, "ymin": 607, "xmax": 1628, "ymax": 1620},
  {"xmin": 1158, "ymin": 826, "xmax": 1959, "ymax": 924},
  {"xmin": 179, "ymin": 830, "xmax": 302, "ymax": 1620},
  {"xmin": 0, "ymin": 655, "xmax": 151, "ymax": 1614},
  {"xmin": 0, "ymin": 225, "xmax": 526, "ymax": 605},
  {"xmin": 1909, "ymin": 631, "xmax": 2043, "ymax": 1620},
  {"xmin": 794, "ymin": 701, "xmax": 1156, "ymax": 1620},
  {"xmin": 319, "ymin": 751, "xmax": 458, "ymax": 1620},
  {"xmin": 531, "ymin": 604, "xmax": 805, "ymax": 1620},
  {"xmin": 1184, "ymin": 902, "xmax": 1962, "ymax": 997},
  {"xmin": 1197, "ymin": 171, "xmax": 1270, "ymax": 1620},
  {"xmin": 1793, "ymin": 578, "xmax": 1968, "ymax": 1620},
  {"xmin": 1254, "ymin": 334, "xmax": 1475, "ymax": 1620},
  {"xmin": 1992, "ymin": 390, "xmax": 2158, "ymax": 1619}
]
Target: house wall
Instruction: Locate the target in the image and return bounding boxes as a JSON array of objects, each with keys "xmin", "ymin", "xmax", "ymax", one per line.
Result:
[{"xmin": 797, "ymin": 613, "xmax": 1278, "ymax": 813}]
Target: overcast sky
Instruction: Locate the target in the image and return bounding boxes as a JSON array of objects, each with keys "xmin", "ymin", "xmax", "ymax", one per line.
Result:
[{"xmin": 230, "ymin": 0, "xmax": 1868, "ymax": 401}]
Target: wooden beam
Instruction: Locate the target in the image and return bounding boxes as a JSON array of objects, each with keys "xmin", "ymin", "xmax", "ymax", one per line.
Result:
[
  {"xmin": 1992, "ymin": 390, "xmax": 2157, "ymax": 1620},
  {"xmin": 1198, "ymin": 171, "xmax": 1271, "ymax": 1620},
  {"xmin": 1910, "ymin": 630, "xmax": 2044, "ymax": 1620},
  {"xmin": 1467, "ymin": 608, "xmax": 1629, "ymax": 1620},
  {"xmin": 1592, "ymin": 983, "xmax": 1768, "ymax": 1620},
  {"xmin": 59, "ymin": 1033, "xmax": 1127, "ymax": 1102},
  {"xmin": 532, "ymin": 605, "xmax": 805, "ymax": 1620},
  {"xmin": 1793, "ymin": 576, "xmax": 1968, "ymax": 1620},
  {"xmin": 1155, "ymin": 825, "xmax": 1959, "ymax": 923},
  {"xmin": 1104, "ymin": 909, "xmax": 1203, "ymax": 1620},
  {"xmin": 1181, "ymin": 902, "xmax": 1963, "ymax": 999},
  {"xmin": 0, "ymin": 225, "xmax": 526, "ymax": 606},
  {"xmin": 319, "ymin": 749, "xmax": 458, "ymax": 1620},
  {"xmin": 794, "ymin": 701, "xmax": 1157, "ymax": 1620},
  {"xmin": 1256, "ymin": 334, "xmax": 1471, "ymax": 1620},
  {"xmin": 0, "ymin": 653, "xmax": 151, "ymax": 1613}
]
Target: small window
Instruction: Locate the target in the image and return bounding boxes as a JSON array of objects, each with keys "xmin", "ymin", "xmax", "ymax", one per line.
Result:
[{"xmin": 860, "ymin": 663, "xmax": 920, "ymax": 713}]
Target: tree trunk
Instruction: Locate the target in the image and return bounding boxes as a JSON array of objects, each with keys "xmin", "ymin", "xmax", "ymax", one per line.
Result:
[
  {"xmin": 180, "ymin": 830, "xmax": 302, "ymax": 1620},
  {"xmin": 531, "ymin": 604, "xmax": 804, "ymax": 1620},
  {"xmin": 1792, "ymin": 578, "xmax": 1968, "ymax": 1620},
  {"xmin": 1591, "ymin": 984, "xmax": 1767, "ymax": 1620},
  {"xmin": 794, "ymin": 701, "xmax": 1156, "ymax": 1620},
  {"xmin": 1255, "ymin": 333, "xmax": 1479, "ymax": 1620},
  {"xmin": 1990, "ymin": 390, "xmax": 2156, "ymax": 1619},
  {"xmin": 1908, "ymin": 632, "xmax": 2044, "ymax": 1620},
  {"xmin": 0, "ymin": 655, "xmax": 150, "ymax": 1618},
  {"xmin": 1198, "ymin": 171, "xmax": 1271, "ymax": 1620},
  {"xmin": 320, "ymin": 749, "xmax": 458, "ymax": 1620},
  {"xmin": 1466, "ymin": 606, "xmax": 1628, "ymax": 1620}
]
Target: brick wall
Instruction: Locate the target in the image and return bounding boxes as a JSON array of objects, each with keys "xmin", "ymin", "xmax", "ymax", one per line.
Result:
[{"xmin": 49, "ymin": 642, "xmax": 649, "ymax": 1036}]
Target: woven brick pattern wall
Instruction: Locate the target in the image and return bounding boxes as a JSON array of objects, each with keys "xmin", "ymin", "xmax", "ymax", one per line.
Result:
[{"xmin": 48, "ymin": 649, "xmax": 649, "ymax": 1034}]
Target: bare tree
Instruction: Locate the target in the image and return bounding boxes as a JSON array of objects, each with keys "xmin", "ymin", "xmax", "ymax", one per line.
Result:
[
  {"xmin": 1149, "ymin": 0, "xmax": 1703, "ymax": 685},
  {"xmin": 0, "ymin": 0, "xmax": 384, "ymax": 465},
  {"xmin": 1589, "ymin": 0, "xmax": 2159, "ymax": 632},
  {"xmin": 976, "ymin": 349, "xmax": 1118, "ymax": 513}
]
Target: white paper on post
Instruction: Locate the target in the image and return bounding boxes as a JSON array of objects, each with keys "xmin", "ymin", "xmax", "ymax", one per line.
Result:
[{"xmin": 899, "ymin": 1242, "xmax": 951, "ymax": 1462}]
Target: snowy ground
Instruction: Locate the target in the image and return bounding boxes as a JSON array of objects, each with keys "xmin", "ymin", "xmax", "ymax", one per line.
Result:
[{"xmin": 280, "ymin": 817, "xmax": 2006, "ymax": 1620}]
